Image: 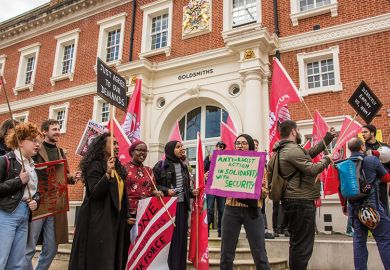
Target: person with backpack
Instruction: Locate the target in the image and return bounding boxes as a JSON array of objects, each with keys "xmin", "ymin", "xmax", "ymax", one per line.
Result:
[
  {"xmin": 343, "ymin": 137, "xmax": 390, "ymax": 269},
  {"xmin": 268, "ymin": 120, "xmax": 335, "ymax": 270},
  {"xmin": 361, "ymin": 124, "xmax": 390, "ymax": 216},
  {"xmin": 0, "ymin": 122, "xmax": 41, "ymax": 269}
]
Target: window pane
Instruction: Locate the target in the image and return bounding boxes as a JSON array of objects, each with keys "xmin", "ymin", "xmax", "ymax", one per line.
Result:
[
  {"xmin": 56, "ymin": 110, "xmax": 66, "ymax": 130},
  {"xmin": 232, "ymin": 0, "xmax": 257, "ymax": 27},
  {"xmin": 25, "ymin": 56, "xmax": 35, "ymax": 85},
  {"xmin": 179, "ymin": 117, "xmax": 185, "ymax": 141},
  {"xmin": 106, "ymin": 29, "xmax": 120, "ymax": 62},
  {"xmin": 62, "ymin": 43, "xmax": 74, "ymax": 74},
  {"xmin": 101, "ymin": 102, "xmax": 110, "ymax": 123},
  {"xmin": 151, "ymin": 13, "xmax": 169, "ymax": 50},
  {"xmin": 186, "ymin": 107, "xmax": 201, "ymax": 140},
  {"xmin": 222, "ymin": 109, "xmax": 229, "ymax": 124},
  {"xmin": 186, "ymin": 147, "xmax": 196, "ymax": 162},
  {"xmin": 206, "ymin": 106, "xmax": 221, "ymax": 138}
]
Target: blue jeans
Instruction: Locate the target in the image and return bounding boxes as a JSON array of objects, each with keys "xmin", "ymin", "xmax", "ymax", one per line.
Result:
[
  {"xmin": 0, "ymin": 202, "xmax": 29, "ymax": 270},
  {"xmin": 207, "ymin": 195, "xmax": 225, "ymax": 235},
  {"xmin": 349, "ymin": 203, "xmax": 390, "ymax": 270},
  {"xmin": 23, "ymin": 216, "xmax": 58, "ymax": 270}
]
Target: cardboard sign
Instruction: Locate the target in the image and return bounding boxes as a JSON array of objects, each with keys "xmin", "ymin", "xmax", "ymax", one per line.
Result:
[
  {"xmin": 97, "ymin": 57, "xmax": 127, "ymax": 111},
  {"xmin": 32, "ymin": 160, "xmax": 69, "ymax": 220},
  {"xmin": 348, "ymin": 81, "xmax": 382, "ymax": 124},
  {"xmin": 205, "ymin": 150, "xmax": 266, "ymax": 199},
  {"xmin": 75, "ymin": 120, "xmax": 105, "ymax": 156}
]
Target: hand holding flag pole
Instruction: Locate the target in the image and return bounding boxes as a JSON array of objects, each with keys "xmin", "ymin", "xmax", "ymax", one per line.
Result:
[
  {"xmin": 144, "ymin": 169, "xmax": 176, "ymax": 227},
  {"xmin": 0, "ymin": 76, "xmax": 31, "ymax": 199}
]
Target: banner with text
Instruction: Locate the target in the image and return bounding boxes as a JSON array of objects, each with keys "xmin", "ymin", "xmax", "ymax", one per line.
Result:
[
  {"xmin": 32, "ymin": 160, "xmax": 69, "ymax": 220},
  {"xmin": 75, "ymin": 120, "xmax": 105, "ymax": 156},
  {"xmin": 126, "ymin": 197, "xmax": 177, "ymax": 270},
  {"xmin": 205, "ymin": 150, "xmax": 266, "ymax": 199}
]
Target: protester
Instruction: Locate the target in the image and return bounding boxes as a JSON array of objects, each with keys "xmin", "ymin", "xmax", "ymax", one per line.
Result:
[
  {"xmin": 0, "ymin": 118, "xmax": 20, "ymax": 156},
  {"xmin": 153, "ymin": 140, "xmax": 198, "ymax": 270},
  {"xmin": 68, "ymin": 133, "xmax": 128, "ymax": 270},
  {"xmin": 361, "ymin": 124, "xmax": 390, "ymax": 215},
  {"xmin": 0, "ymin": 122, "xmax": 41, "ymax": 269},
  {"xmin": 24, "ymin": 119, "xmax": 81, "ymax": 270},
  {"xmin": 220, "ymin": 134, "xmax": 270, "ymax": 270},
  {"xmin": 204, "ymin": 141, "xmax": 226, "ymax": 237},
  {"xmin": 124, "ymin": 140, "xmax": 163, "ymax": 266},
  {"xmin": 346, "ymin": 138, "xmax": 390, "ymax": 269},
  {"xmin": 270, "ymin": 120, "xmax": 334, "ymax": 270}
]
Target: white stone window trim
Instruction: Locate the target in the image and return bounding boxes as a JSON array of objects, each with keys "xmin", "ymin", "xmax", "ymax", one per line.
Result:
[
  {"xmin": 297, "ymin": 46, "xmax": 342, "ymax": 97},
  {"xmin": 49, "ymin": 102, "xmax": 70, "ymax": 134},
  {"xmin": 14, "ymin": 42, "xmax": 41, "ymax": 95},
  {"xmin": 139, "ymin": 0, "xmax": 173, "ymax": 59},
  {"xmin": 0, "ymin": 54, "xmax": 6, "ymax": 77},
  {"xmin": 290, "ymin": 0, "xmax": 338, "ymax": 26},
  {"xmin": 96, "ymin": 12, "xmax": 127, "ymax": 66},
  {"xmin": 50, "ymin": 29, "xmax": 81, "ymax": 86},
  {"xmin": 92, "ymin": 96, "xmax": 116, "ymax": 126},
  {"xmin": 223, "ymin": 0, "xmax": 261, "ymax": 32},
  {"xmin": 13, "ymin": 111, "xmax": 30, "ymax": 122}
]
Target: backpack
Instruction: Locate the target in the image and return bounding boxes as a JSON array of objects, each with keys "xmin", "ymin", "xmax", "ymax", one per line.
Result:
[
  {"xmin": 268, "ymin": 149, "xmax": 299, "ymax": 202},
  {"xmin": 336, "ymin": 157, "xmax": 371, "ymax": 201}
]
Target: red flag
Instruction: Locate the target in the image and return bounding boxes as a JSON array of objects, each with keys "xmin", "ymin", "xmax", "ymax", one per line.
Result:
[
  {"xmin": 324, "ymin": 144, "xmax": 346, "ymax": 196},
  {"xmin": 332, "ymin": 116, "xmax": 362, "ymax": 156},
  {"xmin": 303, "ymin": 140, "xmax": 311, "ymax": 150},
  {"xmin": 226, "ymin": 115, "xmax": 237, "ymax": 133},
  {"xmin": 122, "ymin": 79, "xmax": 141, "ymax": 143},
  {"xmin": 312, "ymin": 110, "xmax": 329, "ymax": 161},
  {"xmin": 188, "ymin": 133, "xmax": 209, "ymax": 270},
  {"xmin": 221, "ymin": 122, "xmax": 237, "ymax": 150},
  {"xmin": 269, "ymin": 58, "xmax": 302, "ymax": 151},
  {"xmin": 169, "ymin": 121, "xmax": 183, "ymax": 142},
  {"xmin": 108, "ymin": 117, "xmax": 131, "ymax": 165}
]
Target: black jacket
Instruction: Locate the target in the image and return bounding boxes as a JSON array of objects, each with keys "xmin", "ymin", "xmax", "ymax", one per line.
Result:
[
  {"xmin": 0, "ymin": 151, "xmax": 40, "ymax": 215},
  {"xmin": 153, "ymin": 159, "xmax": 194, "ymax": 211}
]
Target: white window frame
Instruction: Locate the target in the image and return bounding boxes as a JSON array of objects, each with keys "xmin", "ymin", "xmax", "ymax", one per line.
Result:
[
  {"xmin": 297, "ymin": 46, "xmax": 342, "ymax": 96},
  {"xmin": 49, "ymin": 102, "xmax": 70, "ymax": 134},
  {"xmin": 140, "ymin": 0, "xmax": 173, "ymax": 58},
  {"xmin": 290, "ymin": 0, "xmax": 338, "ymax": 26},
  {"xmin": 92, "ymin": 96, "xmax": 115, "ymax": 126},
  {"xmin": 223, "ymin": 0, "xmax": 261, "ymax": 32},
  {"xmin": 0, "ymin": 55, "xmax": 6, "ymax": 77},
  {"xmin": 50, "ymin": 29, "xmax": 80, "ymax": 86},
  {"xmin": 13, "ymin": 111, "xmax": 29, "ymax": 122},
  {"xmin": 97, "ymin": 13, "xmax": 127, "ymax": 66},
  {"xmin": 14, "ymin": 42, "xmax": 41, "ymax": 95}
]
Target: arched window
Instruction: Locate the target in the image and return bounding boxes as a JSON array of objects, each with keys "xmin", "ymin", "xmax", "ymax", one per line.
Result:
[{"xmin": 178, "ymin": 105, "xmax": 229, "ymax": 166}]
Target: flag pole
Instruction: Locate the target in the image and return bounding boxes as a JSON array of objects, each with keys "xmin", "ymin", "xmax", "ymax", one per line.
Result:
[
  {"xmin": 109, "ymin": 105, "xmax": 116, "ymax": 178},
  {"xmin": 195, "ymin": 132, "xmax": 201, "ymax": 270},
  {"xmin": 144, "ymin": 169, "xmax": 176, "ymax": 227},
  {"xmin": 0, "ymin": 76, "xmax": 31, "ymax": 199}
]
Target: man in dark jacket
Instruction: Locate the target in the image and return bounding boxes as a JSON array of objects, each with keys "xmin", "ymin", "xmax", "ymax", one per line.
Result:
[
  {"xmin": 23, "ymin": 119, "xmax": 81, "ymax": 270},
  {"xmin": 273, "ymin": 120, "xmax": 334, "ymax": 270},
  {"xmin": 361, "ymin": 124, "xmax": 390, "ymax": 216}
]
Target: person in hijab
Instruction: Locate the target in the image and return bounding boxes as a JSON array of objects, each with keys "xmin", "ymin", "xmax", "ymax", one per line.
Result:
[
  {"xmin": 68, "ymin": 133, "xmax": 128, "ymax": 270},
  {"xmin": 220, "ymin": 134, "xmax": 270, "ymax": 270},
  {"xmin": 123, "ymin": 140, "xmax": 163, "ymax": 266},
  {"xmin": 153, "ymin": 140, "xmax": 198, "ymax": 270}
]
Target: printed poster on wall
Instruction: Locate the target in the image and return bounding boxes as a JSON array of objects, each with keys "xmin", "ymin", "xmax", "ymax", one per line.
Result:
[
  {"xmin": 205, "ymin": 150, "xmax": 266, "ymax": 199},
  {"xmin": 32, "ymin": 159, "xmax": 69, "ymax": 220}
]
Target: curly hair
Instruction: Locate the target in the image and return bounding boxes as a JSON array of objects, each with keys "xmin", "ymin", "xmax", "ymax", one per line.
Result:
[
  {"xmin": 79, "ymin": 133, "xmax": 127, "ymax": 182},
  {"xmin": 5, "ymin": 122, "xmax": 41, "ymax": 150}
]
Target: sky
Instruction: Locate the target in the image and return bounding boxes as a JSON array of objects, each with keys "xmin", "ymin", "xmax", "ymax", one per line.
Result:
[{"xmin": 0, "ymin": 0, "xmax": 50, "ymax": 23}]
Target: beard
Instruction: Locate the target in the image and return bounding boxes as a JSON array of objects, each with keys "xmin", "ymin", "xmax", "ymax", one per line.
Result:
[{"xmin": 296, "ymin": 132, "xmax": 302, "ymax": 145}]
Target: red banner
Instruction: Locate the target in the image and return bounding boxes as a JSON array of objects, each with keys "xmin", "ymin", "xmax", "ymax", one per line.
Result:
[
  {"xmin": 269, "ymin": 58, "xmax": 302, "ymax": 151},
  {"xmin": 122, "ymin": 78, "xmax": 142, "ymax": 143},
  {"xmin": 188, "ymin": 133, "xmax": 209, "ymax": 270},
  {"xmin": 108, "ymin": 117, "xmax": 131, "ymax": 165},
  {"xmin": 221, "ymin": 122, "xmax": 237, "ymax": 150},
  {"xmin": 332, "ymin": 116, "xmax": 362, "ymax": 156}
]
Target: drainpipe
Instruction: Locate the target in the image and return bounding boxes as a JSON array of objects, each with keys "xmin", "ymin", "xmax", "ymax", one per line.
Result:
[
  {"xmin": 129, "ymin": 0, "xmax": 136, "ymax": 61},
  {"xmin": 273, "ymin": 0, "xmax": 281, "ymax": 60}
]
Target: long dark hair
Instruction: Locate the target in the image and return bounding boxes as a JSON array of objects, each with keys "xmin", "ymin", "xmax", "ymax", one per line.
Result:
[{"xmin": 79, "ymin": 133, "xmax": 127, "ymax": 182}]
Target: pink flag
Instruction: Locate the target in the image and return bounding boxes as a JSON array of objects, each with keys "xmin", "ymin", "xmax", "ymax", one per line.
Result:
[
  {"xmin": 188, "ymin": 133, "xmax": 209, "ymax": 270},
  {"xmin": 122, "ymin": 79, "xmax": 141, "ymax": 143},
  {"xmin": 221, "ymin": 122, "xmax": 237, "ymax": 150},
  {"xmin": 303, "ymin": 140, "xmax": 311, "ymax": 150},
  {"xmin": 226, "ymin": 115, "xmax": 237, "ymax": 133},
  {"xmin": 169, "ymin": 121, "xmax": 183, "ymax": 142},
  {"xmin": 269, "ymin": 58, "xmax": 302, "ymax": 151},
  {"xmin": 108, "ymin": 117, "xmax": 131, "ymax": 165},
  {"xmin": 312, "ymin": 110, "xmax": 330, "ymax": 183},
  {"xmin": 332, "ymin": 116, "xmax": 362, "ymax": 156}
]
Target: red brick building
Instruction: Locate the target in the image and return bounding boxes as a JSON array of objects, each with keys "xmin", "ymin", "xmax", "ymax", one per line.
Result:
[{"xmin": 0, "ymin": 0, "xmax": 389, "ymax": 231}]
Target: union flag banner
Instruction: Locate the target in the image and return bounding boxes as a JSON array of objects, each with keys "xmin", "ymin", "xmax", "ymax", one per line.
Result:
[
  {"xmin": 32, "ymin": 160, "xmax": 69, "ymax": 220},
  {"xmin": 126, "ymin": 197, "xmax": 177, "ymax": 270}
]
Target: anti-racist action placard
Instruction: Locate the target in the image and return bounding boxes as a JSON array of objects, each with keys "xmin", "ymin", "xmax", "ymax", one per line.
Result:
[{"xmin": 205, "ymin": 150, "xmax": 266, "ymax": 199}]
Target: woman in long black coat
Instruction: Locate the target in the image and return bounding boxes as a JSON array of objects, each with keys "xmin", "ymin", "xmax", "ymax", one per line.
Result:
[{"xmin": 69, "ymin": 133, "xmax": 128, "ymax": 270}]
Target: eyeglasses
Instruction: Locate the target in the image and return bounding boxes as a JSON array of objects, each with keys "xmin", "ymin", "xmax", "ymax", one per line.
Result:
[
  {"xmin": 27, "ymin": 138, "xmax": 40, "ymax": 144},
  {"xmin": 234, "ymin": 141, "xmax": 248, "ymax": 146},
  {"xmin": 135, "ymin": 149, "xmax": 149, "ymax": 153}
]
